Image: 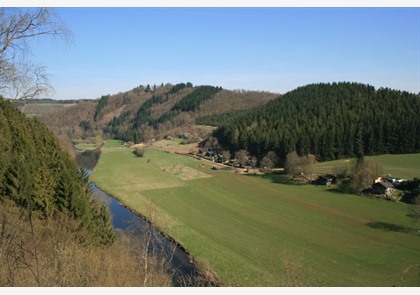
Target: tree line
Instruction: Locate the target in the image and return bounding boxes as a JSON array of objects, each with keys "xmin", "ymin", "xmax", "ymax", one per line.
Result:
[
  {"xmin": 209, "ymin": 82, "xmax": 419, "ymax": 163},
  {"xmin": 105, "ymin": 84, "xmax": 222, "ymax": 144},
  {"xmin": 1, "ymin": 97, "xmax": 205, "ymax": 286},
  {"xmin": 94, "ymin": 95, "xmax": 109, "ymax": 121},
  {"xmin": 170, "ymin": 85, "xmax": 222, "ymax": 112},
  {"xmin": 0, "ymin": 8, "xmax": 204, "ymax": 286},
  {"xmin": 0, "ymin": 97, "xmax": 115, "ymax": 246}
]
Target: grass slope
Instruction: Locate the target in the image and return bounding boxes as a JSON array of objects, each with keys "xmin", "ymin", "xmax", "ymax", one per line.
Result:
[
  {"xmin": 74, "ymin": 143, "xmax": 99, "ymax": 151},
  {"xmin": 91, "ymin": 142, "xmax": 420, "ymax": 286},
  {"xmin": 314, "ymin": 154, "xmax": 420, "ymax": 180}
]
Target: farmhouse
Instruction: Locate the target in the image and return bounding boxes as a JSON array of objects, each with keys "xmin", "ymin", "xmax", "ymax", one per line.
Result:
[
  {"xmin": 384, "ymin": 177, "xmax": 406, "ymax": 188},
  {"xmin": 371, "ymin": 181, "xmax": 394, "ymax": 196},
  {"xmin": 206, "ymin": 150, "xmax": 215, "ymax": 157},
  {"xmin": 374, "ymin": 176, "xmax": 405, "ymax": 186},
  {"xmin": 312, "ymin": 174, "xmax": 336, "ymax": 186}
]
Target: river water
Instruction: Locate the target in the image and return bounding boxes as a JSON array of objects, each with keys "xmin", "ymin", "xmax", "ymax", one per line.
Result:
[
  {"xmin": 79, "ymin": 151, "xmax": 198, "ymax": 286},
  {"xmin": 90, "ymin": 183, "xmax": 198, "ymax": 286}
]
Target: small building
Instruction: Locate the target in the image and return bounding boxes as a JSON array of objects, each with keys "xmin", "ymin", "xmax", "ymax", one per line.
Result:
[
  {"xmin": 312, "ymin": 174, "xmax": 336, "ymax": 186},
  {"xmin": 213, "ymin": 154, "xmax": 224, "ymax": 163},
  {"xmin": 371, "ymin": 181, "xmax": 394, "ymax": 196},
  {"xmin": 206, "ymin": 150, "xmax": 215, "ymax": 157},
  {"xmin": 393, "ymin": 178, "xmax": 406, "ymax": 185}
]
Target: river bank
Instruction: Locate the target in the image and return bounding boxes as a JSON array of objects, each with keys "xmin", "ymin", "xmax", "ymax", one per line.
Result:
[
  {"xmin": 86, "ymin": 140, "xmax": 420, "ymax": 286},
  {"xmin": 91, "ymin": 181, "xmax": 220, "ymax": 287},
  {"xmin": 77, "ymin": 148, "xmax": 219, "ymax": 286}
]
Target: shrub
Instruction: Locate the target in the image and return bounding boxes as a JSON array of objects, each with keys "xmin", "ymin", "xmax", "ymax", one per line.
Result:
[{"xmin": 134, "ymin": 146, "xmax": 146, "ymax": 157}]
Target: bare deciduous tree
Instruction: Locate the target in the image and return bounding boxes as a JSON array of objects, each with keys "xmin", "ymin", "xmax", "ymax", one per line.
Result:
[
  {"xmin": 284, "ymin": 151, "xmax": 317, "ymax": 179},
  {"xmin": 235, "ymin": 149, "xmax": 249, "ymax": 167},
  {"xmin": 222, "ymin": 150, "xmax": 231, "ymax": 164},
  {"xmin": 350, "ymin": 157, "xmax": 383, "ymax": 193},
  {"xmin": 0, "ymin": 8, "xmax": 72, "ymax": 99},
  {"xmin": 260, "ymin": 151, "xmax": 278, "ymax": 171}
]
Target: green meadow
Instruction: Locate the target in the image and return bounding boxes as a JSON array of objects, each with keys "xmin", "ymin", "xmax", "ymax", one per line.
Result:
[
  {"xmin": 74, "ymin": 142, "xmax": 99, "ymax": 151},
  {"xmin": 313, "ymin": 153, "xmax": 420, "ymax": 180},
  {"xmin": 90, "ymin": 140, "xmax": 420, "ymax": 286}
]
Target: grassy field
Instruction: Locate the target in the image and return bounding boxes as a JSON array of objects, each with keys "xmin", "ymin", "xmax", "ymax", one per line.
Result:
[
  {"xmin": 74, "ymin": 142, "xmax": 99, "ymax": 151},
  {"xmin": 17, "ymin": 102, "xmax": 76, "ymax": 117},
  {"xmin": 91, "ymin": 141, "xmax": 420, "ymax": 286},
  {"xmin": 314, "ymin": 153, "xmax": 420, "ymax": 180}
]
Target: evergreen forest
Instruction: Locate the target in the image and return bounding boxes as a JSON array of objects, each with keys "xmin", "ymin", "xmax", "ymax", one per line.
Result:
[
  {"xmin": 208, "ymin": 82, "xmax": 420, "ymax": 162},
  {"xmin": 0, "ymin": 97, "xmax": 194, "ymax": 286},
  {"xmin": 105, "ymin": 84, "xmax": 222, "ymax": 143},
  {"xmin": 0, "ymin": 97, "xmax": 115, "ymax": 246}
]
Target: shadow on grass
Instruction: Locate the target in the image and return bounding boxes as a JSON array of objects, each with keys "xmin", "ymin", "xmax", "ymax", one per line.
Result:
[
  {"xmin": 244, "ymin": 173, "xmax": 308, "ymax": 186},
  {"xmin": 366, "ymin": 221, "xmax": 419, "ymax": 235}
]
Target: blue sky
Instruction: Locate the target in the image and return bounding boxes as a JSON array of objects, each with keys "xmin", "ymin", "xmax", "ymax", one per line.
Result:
[{"xmin": 29, "ymin": 7, "xmax": 419, "ymax": 99}]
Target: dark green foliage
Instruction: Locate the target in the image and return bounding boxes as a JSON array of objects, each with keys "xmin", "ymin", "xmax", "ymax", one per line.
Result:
[
  {"xmin": 79, "ymin": 120, "xmax": 92, "ymax": 132},
  {"xmin": 167, "ymin": 82, "xmax": 193, "ymax": 95},
  {"xmin": 104, "ymin": 83, "xmax": 187, "ymax": 141},
  {"xmin": 171, "ymin": 85, "xmax": 222, "ymax": 112},
  {"xmin": 104, "ymin": 110, "xmax": 131, "ymax": 139},
  {"xmin": 152, "ymin": 110, "xmax": 179, "ymax": 127},
  {"xmin": 94, "ymin": 95, "xmax": 109, "ymax": 121},
  {"xmin": 212, "ymin": 82, "xmax": 420, "ymax": 162},
  {"xmin": 195, "ymin": 109, "xmax": 249, "ymax": 126},
  {"xmin": 105, "ymin": 84, "xmax": 222, "ymax": 144},
  {"xmin": 146, "ymin": 85, "xmax": 222, "ymax": 132},
  {"xmin": 0, "ymin": 97, "xmax": 115, "ymax": 246},
  {"xmin": 79, "ymin": 120, "xmax": 92, "ymax": 139},
  {"xmin": 133, "ymin": 95, "xmax": 163, "ymax": 128}
]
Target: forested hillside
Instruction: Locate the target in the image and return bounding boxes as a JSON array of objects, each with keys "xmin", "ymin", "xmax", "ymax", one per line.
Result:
[
  {"xmin": 39, "ymin": 83, "xmax": 276, "ymax": 146},
  {"xmin": 0, "ymin": 97, "xmax": 115, "ymax": 245},
  {"xmin": 118, "ymin": 85, "xmax": 223, "ymax": 143},
  {"xmin": 211, "ymin": 82, "xmax": 420, "ymax": 162}
]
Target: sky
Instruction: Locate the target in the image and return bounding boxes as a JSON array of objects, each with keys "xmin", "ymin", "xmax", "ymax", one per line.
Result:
[{"xmin": 17, "ymin": 4, "xmax": 420, "ymax": 100}]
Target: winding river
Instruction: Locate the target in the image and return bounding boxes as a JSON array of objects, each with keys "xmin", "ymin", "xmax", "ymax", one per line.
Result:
[
  {"xmin": 90, "ymin": 182, "xmax": 197, "ymax": 286},
  {"xmin": 79, "ymin": 150, "xmax": 198, "ymax": 286}
]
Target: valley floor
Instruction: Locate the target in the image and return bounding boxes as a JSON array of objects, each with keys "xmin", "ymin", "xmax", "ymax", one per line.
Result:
[{"xmin": 90, "ymin": 140, "xmax": 420, "ymax": 286}]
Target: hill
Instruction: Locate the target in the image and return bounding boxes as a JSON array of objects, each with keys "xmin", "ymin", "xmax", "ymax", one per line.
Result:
[
  {"xmin": 0, "ymin": 97, "xmax": 115, "ymax": 246},
  {"xmin": 11, "ymin": 98, "xmax": 80, "ymax": 118},
  {"xmin": 38, "ymin": 83, "xmax": 277, "ymax": 147},
  {"xmin": 210, "ymin": 82, "xmax": 420, "ymax": 162},
  {"xmin": 0, "ymin": 98, "xmax": 181, "ymax": 287}
]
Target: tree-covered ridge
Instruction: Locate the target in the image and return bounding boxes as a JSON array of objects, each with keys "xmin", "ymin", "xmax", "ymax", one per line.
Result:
[
  {"xmin": 0, "ymin": 98, "xmax": 115, "ymax": 246},
  {"xmin": 195, "ymin": 108, "xmax": 250, "ymax": 126},
  {"xmin": 212, "ymin": 82, "xmax": 420, "ymax": 162},
  {"xmin": 167, "ymin": 82, "xmax": 193, "ymax": 95},
  {"xmin": 36, "ymin": 82, "xmax": 275, "ymax": 149},
  {"xmin": 170, "ymin": 85, "xmax": 222, "ymax": 112},
  {"xmin": 94, "ymin": 95, "xmax": 109, "ymax": 121},
  {"xmin": 104, "ymin": 84, "xmax": 222, "ymax": 143},
  {"xmin": 104, "ymin": 83, "xmax": 192, "ymax": 142},
  {"xmin": 117, "ymin": 83, "xmax": 194, "ymax": 129},
  {"xmin": 104, "ymin": 110, "xmax": 131, "ymax": 139}
]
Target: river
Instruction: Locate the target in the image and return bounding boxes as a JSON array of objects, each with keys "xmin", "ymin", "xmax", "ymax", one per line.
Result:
[
  {"xmin": 90, "ymin": 182, "xmax": 198, "ymax": 286},
  {"xmin": 78, "ymin": 150, "xmax": 199, "ymax": 286}
]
